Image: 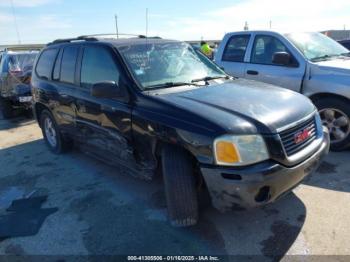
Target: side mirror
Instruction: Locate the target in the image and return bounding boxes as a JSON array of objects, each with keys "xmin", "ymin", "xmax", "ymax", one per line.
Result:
[
  {"xmin": 272, "ymin": 52, "xmax": 291, "ymax": 66},
  {"xmin": 91, "ymin": 81, "xmax": 121, "ymax": 98}
]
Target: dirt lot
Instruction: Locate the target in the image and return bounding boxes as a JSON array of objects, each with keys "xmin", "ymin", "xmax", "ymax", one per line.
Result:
[{"xmin": 0, "ymin": 115, "xmax": 349, "ymax": 259}]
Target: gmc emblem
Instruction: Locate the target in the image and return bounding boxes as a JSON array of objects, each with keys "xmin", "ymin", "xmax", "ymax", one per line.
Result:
[{"xmin": 294, "ymin": 129, "xmax": 311, "ymax": 144}]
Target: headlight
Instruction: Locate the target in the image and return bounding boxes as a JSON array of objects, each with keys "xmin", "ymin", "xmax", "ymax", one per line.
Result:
[{"xmin": 214, "ymin": 135, "xmax": 269, "ymax": 166}]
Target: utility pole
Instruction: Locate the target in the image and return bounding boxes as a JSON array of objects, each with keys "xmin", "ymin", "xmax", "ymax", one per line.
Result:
[
  {"xmin": 10, "ymin": 0, "xmax": 21, "ymax": 44},
  {"xmin": 244, "ymin": 21, "xmax": 249, "ymax": 31},
  {"xmin": 269, "ymin": 20, "xmax": 272, "ymax": 29},
  {"xmin": 146, "ymin": 8, "xmax": 149, "ymax": 37},
  {"xmin": 115, "ymin": 15, "xmax": 119, "ymax": 38}
]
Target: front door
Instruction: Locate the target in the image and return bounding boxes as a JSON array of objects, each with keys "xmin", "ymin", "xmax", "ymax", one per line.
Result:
[
  {"xmin": 245, "ymin": 35, "xmax": 305, "ymax": 92},
  {"xmin": 74, "ymin": 44, "xmax": 133, "ymax": 166}
]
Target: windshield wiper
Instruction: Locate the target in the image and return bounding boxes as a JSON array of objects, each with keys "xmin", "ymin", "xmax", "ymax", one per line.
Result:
[
  {"xmin": 311, "ymin": 54, "xmax": 340, "ymax": 62},
  {"xmin": 145, "ymin": 81, "xmax": 201, "ymax": 90},
  {"xmin": 191, "ymin": 75, "xmax": 229, "ymax": 83}
]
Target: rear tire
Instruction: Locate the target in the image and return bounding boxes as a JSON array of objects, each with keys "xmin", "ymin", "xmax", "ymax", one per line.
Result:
[
  {"xmin": 314, "ymin": 97, "xmax": 350, "ymax": 151},
  {"xmin": 40, "ymin": 110, "xmax": 72, "ymax": 154},
  {"xmin": 0, "ymin": 97, "xmax": 13, "ymax": 119},
  {"xmin": 162, "ymin": 145, "xmax": 199, "ymax": 227}
]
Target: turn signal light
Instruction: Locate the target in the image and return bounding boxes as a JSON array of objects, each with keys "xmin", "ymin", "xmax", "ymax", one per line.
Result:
[{"xmin": 215, "ymin": 141, "xmax": 240, "ymax": 164}]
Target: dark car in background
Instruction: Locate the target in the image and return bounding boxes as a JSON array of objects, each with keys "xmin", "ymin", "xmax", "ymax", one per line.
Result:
[
  {"xmin": 338, "ymin": 39, "xmax": 350, "ymax": 50},
  {"xmin": 31, "ymin": 35, "xmax": 329, "ymax": 226},
  {"xmin": 0, "ymin": 48, "xmax": 39, "ymax": 118}
]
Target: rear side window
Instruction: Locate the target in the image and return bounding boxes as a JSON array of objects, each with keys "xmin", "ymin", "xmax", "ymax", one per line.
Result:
[
  {"xmin": 222, "ymin": 35, "xmax": 250, "ymax": 62},
  {"xmin": 80, "ymin": 46, "xmax": 120, "ymax": 89},
  {"xmin": 36, "ymin": 49, "xmax": 58, "ymax": 80},
  {"xmin": 60, "ymin": 46, "xmax": 79, "ymax": 84}
]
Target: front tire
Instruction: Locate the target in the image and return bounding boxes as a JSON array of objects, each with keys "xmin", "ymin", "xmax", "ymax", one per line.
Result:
[
  {"xmin": 314, "ymin": 97, "xmax": 350, "ymax": 151},
  {"xmin": 40, "ymin": 110, "xmax": 72, "ymax": 154},
  {"xmin": 161, "ymin": 145, "xmax": 199, "ymax": 227},
  {"xmin": 0, "ymin": 97, "xmax": 13, "ymax": 119}
]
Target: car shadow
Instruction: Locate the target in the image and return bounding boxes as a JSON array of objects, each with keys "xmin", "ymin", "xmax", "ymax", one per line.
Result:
[
  {"xmin": 0, "ymin": 115, "xmax": 35, "ymax": 131},
  {"xmin": 303, "ymin": 150, "xmax": 350, "ymax": 193},
  {"xmin": 0, "ymin": 139, "xmax": 306, "ymax": 260}
]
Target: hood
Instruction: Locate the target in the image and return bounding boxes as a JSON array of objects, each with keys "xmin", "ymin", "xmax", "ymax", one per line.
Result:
[
  {"xmin": 313, "ymin": 57, "xmax": 350, "ymax": 75},
  {"xmin": 153, "ymin": 79, "xmax": 315, "ymax": 134}
]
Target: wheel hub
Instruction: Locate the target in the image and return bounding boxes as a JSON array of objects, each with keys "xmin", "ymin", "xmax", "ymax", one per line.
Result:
[
  {"xmin": 319, "ymin": 108, "xmax": 350, "ymax": 144},
  {"xmin": 44, "ymin": 117, "xmax": 57, "ymax": 147}
]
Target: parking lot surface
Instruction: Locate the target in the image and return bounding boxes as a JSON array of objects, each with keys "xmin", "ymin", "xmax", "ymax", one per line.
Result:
[{"xmin": 0, "ymin": 115, "xmax": 349, "ymax": 259}]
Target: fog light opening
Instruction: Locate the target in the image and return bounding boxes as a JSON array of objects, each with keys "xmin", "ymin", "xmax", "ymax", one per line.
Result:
[
  {"xmin": 221, "ymin": 173, "xmax": 242, "ymax": 180},
  {"xmin": 255, "ymin": 186, "xmax": 271, "ymax": 203}
]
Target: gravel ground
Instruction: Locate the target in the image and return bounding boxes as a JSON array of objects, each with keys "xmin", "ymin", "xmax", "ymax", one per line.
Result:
[{"xmin": 0, "ymin": 115, "xmax": 349, "ymax": 260}]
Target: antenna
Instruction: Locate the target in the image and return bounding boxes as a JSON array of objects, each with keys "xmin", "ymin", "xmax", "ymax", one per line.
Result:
[
  {"xmin": 10, "ymin": 0, "xmax": 21, "ymax": 44},
  {"xmin": 115, "ymin": 15, "xmax": 119, "ymax": 39},
  {"xmin": 146, "ymin": 8, "xmax": 149, "ymax": 37}
]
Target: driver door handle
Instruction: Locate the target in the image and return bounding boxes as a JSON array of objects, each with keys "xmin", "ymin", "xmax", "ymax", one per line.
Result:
[{"xmin": 247, "ymin": 70, "xmax": 259, "ymax": 75}]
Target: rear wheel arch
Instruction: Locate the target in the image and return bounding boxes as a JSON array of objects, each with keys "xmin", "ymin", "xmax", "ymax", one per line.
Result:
[{"xmin": 34, "ymin": 103, "xmax": 50, "ymax": 127}]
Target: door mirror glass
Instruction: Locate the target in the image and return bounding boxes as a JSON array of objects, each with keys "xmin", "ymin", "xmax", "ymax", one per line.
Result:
[
  {"xmin": 272, "ymin": 52, "xmax": 291, "ymax": 66},
  {"xmin": 91, "ymin": 81, "xmax": 121, "ymax": 98}
]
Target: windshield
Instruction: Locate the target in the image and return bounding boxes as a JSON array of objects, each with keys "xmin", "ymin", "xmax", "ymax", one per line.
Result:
[
  {"xmin": 285, "ymin": 32, "xmax": 349, "ymax": 61},
  {"xmin": 8, "ymin": 53, "xmax": 38, "ymax": 72},
  {"xmin": 118, "ymin": 42, "xmax": 226, "ymax": 90}
]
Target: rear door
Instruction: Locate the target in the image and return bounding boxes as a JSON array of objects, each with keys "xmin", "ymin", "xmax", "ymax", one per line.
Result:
[
  {"xmin": 215, "ymin": 34, "xmax": 251, "ymax": 77},
  {"xmin": 244, "ymin": 34, "xmax": 306, "ymax": 92},
  {"xmin": 74, "ymin": 44, "xmax": 133, "ymax": 164},
  {"xmin": 50, "ymin": 45, "xmax": 80, "ymax": 134}
]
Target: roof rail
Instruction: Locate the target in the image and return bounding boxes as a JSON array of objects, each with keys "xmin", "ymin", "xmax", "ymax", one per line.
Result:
[
  {"xmin": 47, "ymin": 33, "xmax": 162, "ymax": 46},
  {"xmin": 78, "ymin": 33, "xmax": 147, "ymax": 39},
  {"xmin": 47, "ymin": 36, "xmax": 98, "ymax": 46}
]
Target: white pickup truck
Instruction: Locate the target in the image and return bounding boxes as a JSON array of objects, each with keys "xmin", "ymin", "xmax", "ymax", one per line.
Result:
[{"xmin": 215, "ymin": 31, "xmax": 350, "ymax": 150}]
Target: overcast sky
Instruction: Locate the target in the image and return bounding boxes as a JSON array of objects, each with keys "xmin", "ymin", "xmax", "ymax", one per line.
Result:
[{"xmin": 0, "ymin": 0, "xmax": 349, "ymax": 44}]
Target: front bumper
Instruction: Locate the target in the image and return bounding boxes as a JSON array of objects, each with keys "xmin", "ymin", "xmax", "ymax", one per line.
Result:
[{"xmin": 201, "ymin": 128, "xmax": 330, "ymax": 212}]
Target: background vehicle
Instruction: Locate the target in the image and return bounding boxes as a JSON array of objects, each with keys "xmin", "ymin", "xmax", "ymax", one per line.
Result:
[
  {"xmin": 338, "ymin": 39, "xmax": 350, "ymax": 50},
  {"xmin": 0, "ymin": 48, "xmax": 39, "ymax": 118},
  {"xmin": 31, "ymin": 35, "xmax": 329, "ymax": 227},
  {"xmin": 215, "ymin": 31, "xmax": 350, "ymax": 150}
]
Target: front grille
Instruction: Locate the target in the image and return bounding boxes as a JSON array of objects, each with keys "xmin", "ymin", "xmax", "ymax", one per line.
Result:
[{"xmin": 279, "ymin": 116, "xmax": 317, "ymax": 156}]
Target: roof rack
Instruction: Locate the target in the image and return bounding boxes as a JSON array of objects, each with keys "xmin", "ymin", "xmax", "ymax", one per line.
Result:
[
  {"xmin": 79, "ymin": 33, "xmax": 147, "ymax": 39},
  {"xmin": 47, "ymin": 36, "xmax": 98, "ymax": 45},
  {"xmin": 47, "ymin": 33, "xmax": 161, "ymax": 46}
]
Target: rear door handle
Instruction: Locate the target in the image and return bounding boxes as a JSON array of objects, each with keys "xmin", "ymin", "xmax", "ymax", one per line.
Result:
[{"xmin": 247, "ymin": 70, "xmax": 259, "ymax": 75}]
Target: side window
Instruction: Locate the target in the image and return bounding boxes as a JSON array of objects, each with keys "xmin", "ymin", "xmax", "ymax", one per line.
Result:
[
  {"xmin": 80, "ymin": 46, "xmax": 120, "ymax": 89},
  {"xmin": 36, "ymin": 49, "xmax": 58, "ymax": 80},
  {"xmin": 52, "ymin": 49, "xmax": 63, "ymax": 81},
  {"xmin": 60, "ymin": 46, "xmax": 79, "ymax": 84},
  {"xmin": 251, "ymin": 35, "xmax": 289, "ymax": 65},
  {"xmin": 222, "ymin": 35, "xmax": 250, "ymax": 62}
]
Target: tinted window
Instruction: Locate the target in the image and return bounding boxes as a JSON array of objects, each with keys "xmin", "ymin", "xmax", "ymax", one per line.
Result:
[
  {"xmin": 222, "ymin": 35, "xmax": 250, "ymax": 62},
  {"xmin": 80, "ymin": 46, "xmax": 120, "ymax": 89},
  {"xmin": 60, "ymin": 46, "xmax": 79, "ymax": 84},
  {"xmin": 36, "ymin": 49, "xmax": 58, "ymax": 79},
  {"xmin": 251, "ymin": 35, "xmax": 289, "ymax": 65},
  {"xmin": 53, "ymin": 49, "xmax": 63, "ymax": 81}
]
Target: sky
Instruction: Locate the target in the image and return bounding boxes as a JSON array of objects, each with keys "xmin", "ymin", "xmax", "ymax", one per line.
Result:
[{"xmin": 0, "ymin": 0, "xmax": 349, "ymax": 44}]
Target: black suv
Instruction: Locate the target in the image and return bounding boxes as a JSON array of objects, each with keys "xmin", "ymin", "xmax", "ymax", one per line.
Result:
[
  {"xmin": 0, "ymin": 48, "xmax": 39, "ymax": 118},
  {"xmin": 31, "ymin": 35, "xmax": 329, "ymax": 226}
]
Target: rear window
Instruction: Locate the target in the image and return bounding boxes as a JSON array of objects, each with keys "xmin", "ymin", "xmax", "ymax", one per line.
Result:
[
  {"xmin": 60, "ymin": 46, "xmax": 79, "ymax": 84},
  {"xmin": 8, "ymin": 53, "xmax": 38, "ymax": 72},
  {"xmin": 36, "ymin": 49, "xmax": 58, "ymax": 80}
]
